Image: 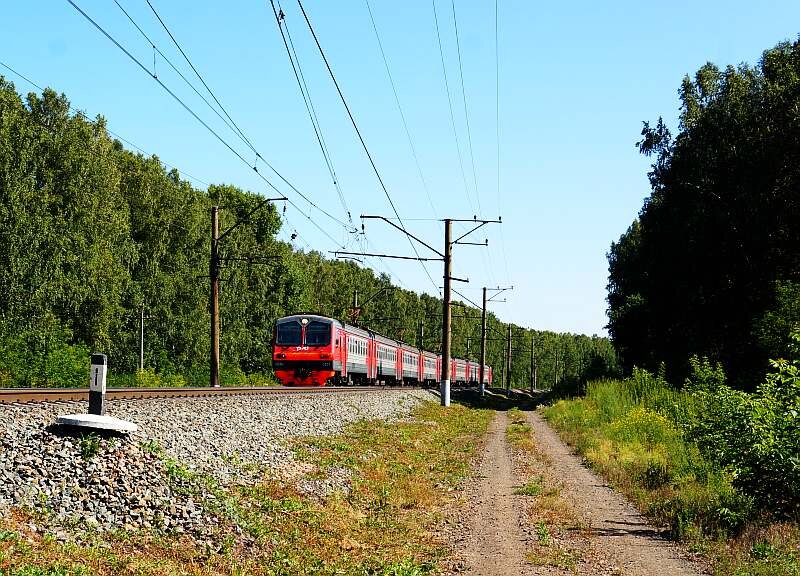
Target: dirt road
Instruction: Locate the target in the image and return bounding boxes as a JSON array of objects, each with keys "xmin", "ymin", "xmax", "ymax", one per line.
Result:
[
  {"xmin": 448, "ymin": 408, "xmax": 705, "ymax": 576},
  {"xmin": 458, "ymin": 412, "xmax": 536, "ymax": 575}
]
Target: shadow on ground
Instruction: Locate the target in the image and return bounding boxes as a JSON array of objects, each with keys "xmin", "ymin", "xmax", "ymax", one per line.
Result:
[{"xmin": 428, "ymin": 387, "xmax": 546, "ymax": 411}]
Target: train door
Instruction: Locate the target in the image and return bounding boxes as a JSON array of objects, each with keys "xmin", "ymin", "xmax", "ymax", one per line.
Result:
[{"xmin": 340, "ymin": 331, "xmax": 348, "ymax": 379}]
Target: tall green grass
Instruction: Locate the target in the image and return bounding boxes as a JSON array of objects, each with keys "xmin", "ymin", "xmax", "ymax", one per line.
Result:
[{"xmin": 544, "ymin": 369, "xmax": 751, "ymax": 538}]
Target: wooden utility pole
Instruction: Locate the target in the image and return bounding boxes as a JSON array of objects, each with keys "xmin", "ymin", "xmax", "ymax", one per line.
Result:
[
  {"xmin": 338, "ymin": 215, "xmax": 499, "ymax": 407},
  {"xmin": 505, "ymin": 324, "xmax": 512, "ymax": 391},
  {"xmin": 210, "ymin": 205, "xmax": 220, "ymax": 388},
  {"xmin": 479, "ymin": 286, "xmax": 487, "ymax": 396},
  {"xmin": 530, "ymin": 333, "xmax": 536, "ymax": 393},
  {"xmin": 208, "ymin": 197, "xmax": 285, "ymax": 389},
  {"xmin": 441, "ymin": 219, "xmax": 452, "ymax": 407}
]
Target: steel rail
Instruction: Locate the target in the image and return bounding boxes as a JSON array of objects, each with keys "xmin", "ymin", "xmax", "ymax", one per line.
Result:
[{"xmin": 0, "ymin": 385, "xmax": 414, "ymax": 405}]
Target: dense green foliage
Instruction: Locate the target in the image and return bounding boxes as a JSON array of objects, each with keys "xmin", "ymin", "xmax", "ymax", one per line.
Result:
[
  {"xmin": 0, "ymin": 78, "xmax": 618, "ymax": 387},
  {"xmin": 686, "ymin": 345, "xmax": 800, "ymax": 518},
  {"xmin": 607, "ymin": 39, "xmax": 800, "ymax": 388}
]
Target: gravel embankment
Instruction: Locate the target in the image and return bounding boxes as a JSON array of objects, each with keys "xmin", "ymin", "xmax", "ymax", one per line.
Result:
[{"xmin": 0, "ymin": 389, "xmax": 433, "ymax": 539}]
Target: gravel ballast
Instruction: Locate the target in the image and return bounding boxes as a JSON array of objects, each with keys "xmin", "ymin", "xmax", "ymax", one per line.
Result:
[{"xmin": 0, "ymin": 388, "xmax": 434, "ymax": 537}]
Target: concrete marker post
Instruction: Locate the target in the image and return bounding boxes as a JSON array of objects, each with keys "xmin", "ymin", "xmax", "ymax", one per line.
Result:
[{"xmin": 88, "ymin": 353, "xmax": 107, "ymax": 416}]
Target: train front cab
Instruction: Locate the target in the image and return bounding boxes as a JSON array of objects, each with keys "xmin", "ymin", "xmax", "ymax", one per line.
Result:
[{"xmin": 273, "ymin": 315, "xmax": 337, "ymax": 386}]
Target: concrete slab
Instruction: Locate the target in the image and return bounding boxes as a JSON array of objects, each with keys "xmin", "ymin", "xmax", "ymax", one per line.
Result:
[{"xmin": 56, "ymin": 413, "xmax": 138, "ymax": 433}]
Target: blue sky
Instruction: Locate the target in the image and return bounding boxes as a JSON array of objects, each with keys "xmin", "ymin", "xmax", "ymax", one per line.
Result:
[{"xmin": 2, "ymin": 1, "xmax": 799, "ymax": 335}]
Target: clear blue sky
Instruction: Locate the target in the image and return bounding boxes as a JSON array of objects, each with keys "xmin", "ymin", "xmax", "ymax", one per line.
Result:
[{"xmin": 2, "ymin": 1, "xmax": 799, "ymax": 335}]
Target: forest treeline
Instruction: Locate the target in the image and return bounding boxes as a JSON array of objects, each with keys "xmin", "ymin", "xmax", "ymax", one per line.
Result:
[
  {"xmin": 608, "ymin": 39, "xmax": 800, "ymax": 389},
  {"xmin": 0, "ymin": 78, "xmax": 618, "ymax": 388}
]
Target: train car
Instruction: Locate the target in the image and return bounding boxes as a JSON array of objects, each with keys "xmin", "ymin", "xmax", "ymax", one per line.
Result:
[
  {"xmin": 273, "ymin": 313, "xmax": 492, "ymax": 387},
  {"xmin": 374, "ymin": 334, "xmax": 398, "ymax": 383},
  {"xmin": 467, "ymin": 361, "xmax": 479, "ymax": 384},
  {"xmin": 400, "ymin": 343, "xmax": 420, "ymax": 384},
  {"xmin": 421, "ymin": 351, "xmax": 437, "ymax": 386},
  {"xmin": 273, "ymin": 314, "xmax": 339, "ymax": 386},
  {"xmin": 453, "ymin": 358, "xmax": 467, "ymax": 384},
  {"xmin": 342, "ymin": 323, "xmax": 372, "ymax": 384}
]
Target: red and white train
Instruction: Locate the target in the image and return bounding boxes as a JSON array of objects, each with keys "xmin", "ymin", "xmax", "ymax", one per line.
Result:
[{"xmin": 272, "ymin": 313, "xmax": 493, "ymax": 387}]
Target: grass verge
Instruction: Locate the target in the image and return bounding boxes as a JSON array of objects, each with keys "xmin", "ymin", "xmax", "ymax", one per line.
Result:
[
  {"xmin": 0, "ymin": 399, "xmax": 492, "ymax": 575},
  {"xmin": 542, "ymin": 375, "xmax": 800, "ymax": 576}
]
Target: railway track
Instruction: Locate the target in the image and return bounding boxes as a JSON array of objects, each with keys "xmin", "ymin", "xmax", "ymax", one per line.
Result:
[{"xmin": 0, "ymin": 385, "xmax": 413, "ymax": 404}]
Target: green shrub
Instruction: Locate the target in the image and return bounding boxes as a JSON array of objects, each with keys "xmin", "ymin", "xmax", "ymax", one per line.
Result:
[{"xmin": 686, "ymin": 336, "xmax": 800, "ymax": 518}]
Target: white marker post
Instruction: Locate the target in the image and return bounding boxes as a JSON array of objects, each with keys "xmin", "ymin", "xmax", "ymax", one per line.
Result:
[
  {"xmin": 88, "ymin": 353, "xmax": 107, "ymax": 416},
  {"xmin": 56, "ymin": 353, "xmax": 138, "ymax": 434}
]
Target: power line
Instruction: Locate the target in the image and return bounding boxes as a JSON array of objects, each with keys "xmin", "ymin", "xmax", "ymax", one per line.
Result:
[
  {"xmin": 431, "ymin": 0, "xmax": 475, "ymax": 216},
  {"xmin": 269, "ymin": 0, "xmax": 353, "ymax": 226},
  {"xmin": 451, "ymin": 0, "xmax": 481, "ymax": 215},
  {"xmin": 364, "ymin": 0, "xmax": 437, "ymax": 218},
  {"xmin": 495, "ymin": 0, "xmax": 512, "ymax": 284},
  {"xmin": 142, "ymin": 0, "xmax": 356, "ymax": 235},
  {"xmin": 145, "ymin": 0, "xmax": 258, "ymax": 157},
  {"xmin": 65, "ymin": 0, "xmax": 354, "ymax": 247},
  {"xmin": 0, "ymin": 59, "xmax": 209, "ymax": 189},
  {"xmin": 113, "ymin": 0, "xmax": 251, "ymax": 157},
  {"xmin": 295, "ymin": 0, "xmax": 439, "ymax": 294}
]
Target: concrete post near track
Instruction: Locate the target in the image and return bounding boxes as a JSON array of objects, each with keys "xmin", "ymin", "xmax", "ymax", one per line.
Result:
[
  {"xmin": 88, "ymin": 353, "xmax": 107, "ymax": 416},
  {"xmin": 479, "ymin": 287, "xmax": 487, "ymax": 396},
  {"xmin": 441, "ymin": 219, "xmax": 452, "ymax": 407},
  {"xmin": 55, "ymin": 353, "xmax": 138, "ymax": 433}
]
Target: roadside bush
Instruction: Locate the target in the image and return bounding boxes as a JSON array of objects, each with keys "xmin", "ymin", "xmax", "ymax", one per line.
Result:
[{"xmin": 686, "ymin": 337, "xmax": 800, "ymax": 519}]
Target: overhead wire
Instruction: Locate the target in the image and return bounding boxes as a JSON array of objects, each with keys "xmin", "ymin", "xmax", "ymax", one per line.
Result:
[
  {"xmin": 65, "ymin": 0, "xmax": 354, "ymax": 253},
  {"xmin": 431, "ymin": 0, "xmax": 475, "ymax": 217},
  {"xmin": 450, "ymin": 0, "xmax": 481, "ymax": 215},
  {"xmin": 269, "ymin": 0, "xmax": 354, "ymax": 227},
  {"xmin": 364, "ymin": 0, "xmax": 437, "ymax": 218},
  {"xmin": 494, "ymin": 0, "xmax": 512, "ymax": 284},
  {"xmin": 112, "ymin": 0, "xmax": 250, "ymax": 157},
  {"xmin": 141, "ymin": 0, "xmax": 357, "ymax": 235},
  {"xmin": 294, "ymin": 0, "xmax": 440, "ymax": 295},
  {"xmin": 269, "ymin": 1, "xmax": 409, "ymax": 290},
  {"xmin": 144, "ymin": 0, "xmax": 258, "ymax": 157}
]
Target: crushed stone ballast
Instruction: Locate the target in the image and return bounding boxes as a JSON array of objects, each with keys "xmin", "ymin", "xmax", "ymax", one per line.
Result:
[{"xmin": 0, "ymin": 385, "xmax": 415, "ymax": 404}]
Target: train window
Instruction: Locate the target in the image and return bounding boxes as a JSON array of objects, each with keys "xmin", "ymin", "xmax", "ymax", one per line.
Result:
[
  {"xmin": 305, "ymin": 321, "xmax": 331, "ymax": 346},
  {"xmin": 276, "ymin": 321, "xmax": 301, "ymax": 346}
]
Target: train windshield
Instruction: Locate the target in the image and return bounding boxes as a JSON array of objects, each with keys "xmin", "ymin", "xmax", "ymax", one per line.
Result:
[
  {"xmin": 276, "ymin": 320, "xmax": 302, "ymax": 346},
  {"xmin": 305, "ymin": 320, "xmax": 331, "ymax": 346}
]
